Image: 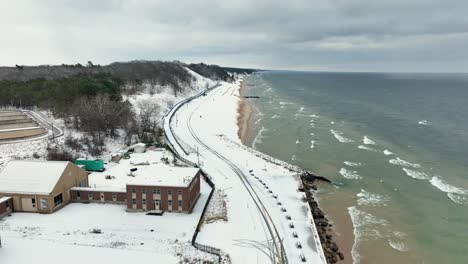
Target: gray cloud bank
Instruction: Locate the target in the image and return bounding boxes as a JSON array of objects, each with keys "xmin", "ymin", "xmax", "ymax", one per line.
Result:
[{"xmin": 1, "ymin": 0, "xmax": 468, "ymax": 72}]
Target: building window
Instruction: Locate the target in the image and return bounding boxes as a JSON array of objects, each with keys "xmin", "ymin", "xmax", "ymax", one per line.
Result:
[
  {"xmin": 178, "ymin": 190, "xmax": 182, "ymax": 195},
  {"xmin": 168, "ymin": 190, "xmax": 172, "ymax": 195},
  {"xmin": 142, "ymin": 188, "xmax": 146, "ymax": 194},
  {"xmin": 142, "ymin": 199, "xmax": 146, "ymax": 204},
  {"xmin": 88, "ymin": 192, "xmax": 93, "ymax": 200},
  {"xmin": 132, "ymin": 199, "xmax": 136, "ymax": 204},
  {"xmin": 79, "ymin": 179, "xmax": 87, "ymax": 187},
  {"xmin": 178, "ymin": 200, "xmax": 182, "ymax": 206},
  {"xmin": 153, "ymin": 189, "xmax": 161, "ymax": 194},
  {"xmin": 112, "ymin": 193, "xmax": 117, "ymax": 199},
  {"xmin": 77, "ymin": 191, "xmax": 81, "ymax": 198},
  {"xmin": 54, "ymin": 193, "xmax": 63, "ymax": 207},
  {"xmin": 168, "ymin": 200, "xmax": 172, "ymax": 206},
  {"xmin": 32, "ymin": 198, "xmax": 36, "ymax": 207},
  {"xmin": 131, "ymin": 188, "xmax": 136, "ymax": 194}
]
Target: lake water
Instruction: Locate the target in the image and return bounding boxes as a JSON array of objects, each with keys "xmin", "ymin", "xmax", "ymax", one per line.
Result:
[{"xmin": 243, "ymin": 71, "xmax": 468, "ymax": 264}]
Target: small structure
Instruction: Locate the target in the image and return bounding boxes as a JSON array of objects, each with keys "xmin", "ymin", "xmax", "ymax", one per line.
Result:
[
  {"xmin": 0, "ymin": 160, "xmax": 89, "ymax": 213},
  {"xmin": 0, "ymin": 196, "xmax": 13, "ymax": 218},
  {"xmin": 133, "ymin": 143, "xmax": 146, "ymax": 153},
  {"xmin": 74, "ymin": 159, "xmax": 105, "ymax": 172}
]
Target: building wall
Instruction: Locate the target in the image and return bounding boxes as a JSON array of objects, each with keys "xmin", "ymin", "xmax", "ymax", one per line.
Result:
[
  {"xmin": 126, "ymin": 171, "xmax": 201, "ymax": 213},
  {"xmin": 70, "ymin": 189, "xmax": 126, "ymax": 204},
  {"xmin": 0, "ymin": 197, "xmax": 13, "ymax": 218}
]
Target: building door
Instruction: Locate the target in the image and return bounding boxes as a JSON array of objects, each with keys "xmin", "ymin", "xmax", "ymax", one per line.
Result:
[
  {"xmin": 21, "ymin": 198, "xmax": 38, "ymax": 212},
  {"xmin": 154, "ymin": 200, "xmax": 160, "ymax": 210},
  {"xmin": 100, "ymin": 192, "xmax": 105, "ymax": 202}
]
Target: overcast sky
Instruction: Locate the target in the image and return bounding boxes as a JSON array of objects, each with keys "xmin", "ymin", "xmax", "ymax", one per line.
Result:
[{"xmin": 1, "ymin": 0, "xmax": 468, "ymax": 72}]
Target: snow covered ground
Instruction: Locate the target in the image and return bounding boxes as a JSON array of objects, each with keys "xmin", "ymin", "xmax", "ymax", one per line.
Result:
[
  {"xmin": 0, "ymin": 181, "xmax": 214, "ymax": 263},
  {"xmin": 167, "ymin": 79, "xmax": 326, "ymax": 263}
]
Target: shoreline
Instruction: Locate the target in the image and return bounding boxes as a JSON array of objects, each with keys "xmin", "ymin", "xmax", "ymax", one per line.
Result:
[
  {"xmin": 235, "ymin": 77, "xmax": 349, "ymax": 264},
  {"xmin": 237, "ymin": 80, "xmax": 254, "ymax": 145}
]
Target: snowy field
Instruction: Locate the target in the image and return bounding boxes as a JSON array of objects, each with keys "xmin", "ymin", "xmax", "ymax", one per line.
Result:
[
  {"xmin": 0, "ymin": 181, "xmax": 214, "ymax": 263},
  {"xmin": 168, "ymin": 80, "xmax": 326, "ymax": 263}
]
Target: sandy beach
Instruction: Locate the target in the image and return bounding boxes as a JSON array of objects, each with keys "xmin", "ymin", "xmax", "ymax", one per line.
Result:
[{"xmin": 237, "ymin": 80, "xmax": 253, "ymax": 144}]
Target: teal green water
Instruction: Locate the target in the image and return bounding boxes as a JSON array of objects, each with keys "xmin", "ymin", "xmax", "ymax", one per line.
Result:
[{"xmin": 244, "ymin": 71, "xmax": 468, "ymax": 264}]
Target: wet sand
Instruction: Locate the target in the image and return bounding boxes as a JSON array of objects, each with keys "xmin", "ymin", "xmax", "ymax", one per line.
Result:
[{"xmin": 237, "ymin": 81, "xmax": 254, "ymax": 145}]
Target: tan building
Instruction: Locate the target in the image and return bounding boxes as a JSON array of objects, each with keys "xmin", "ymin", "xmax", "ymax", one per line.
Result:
[{"xmin": 0, "ymin": 160, "xmax": 88, "ymax": 213}]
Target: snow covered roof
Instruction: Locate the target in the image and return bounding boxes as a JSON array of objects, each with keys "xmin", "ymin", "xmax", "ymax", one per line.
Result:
[
  {"xmin": 0, "ymin": 160, "xmax": 70, "ymax": 195},
  {"xmin": 0, "ymin": 196, "xmax": 11, "ymax": 203},
  {"xmin": 128, "ymin": 166, "xmax": 199, "ymax": 187}
]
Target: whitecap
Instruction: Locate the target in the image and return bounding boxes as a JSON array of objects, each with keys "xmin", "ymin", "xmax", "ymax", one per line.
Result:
[
  {"xmin": 389, "ymin": 240, "xmax": 409, "ymax": 252},
  {"xmin": 430, "ymin": 176, "xmax": 466, "ymax": 194},
  {"xmin": 383, "ymin": 149, "xmax": 394, "ymax": 156},
  {"xmin": 363, "ymin": 136, "xmax": 376, "ymax": 145},
  {"xmin": 299, "ymin": 107, "xmax": 305, "ymax": 112},
  {"xmin": 271, "ymin": 115, "xmax": 279, "ymax": 119},
  {"xmin": 402, "ymin": 168, "xmax": 430, "ymax": 180},
  {"xmin": 310, "ymin": 132, "xmax": 315, "ymax": 136},
  {"xmin": 309, "ymin": 114, "xmax": 320, "ymax": 118},
  {"xmin": 357, "ymin": 189, "xmax": 389, "ymax": 207},
  {"xmin": 447, "ymin": 193, "xmax": 468, "ymax": 205},
  {"xmin": 310, "ymin": 140, "xmax": 315, "ymax": 149},
  {"xmin": 418, "ymin": 120, "xmax": 431, "ymax": 126},
  {"xmin": 331, "ymin": 130, "xmax": 354, "ymax": 143},
  {"xmin": 295, "ymin": 140, "xmax": 301, "ymax": 144},
  {"xmin": 344, "ymin": 161, "xmax": 362, "ymax": 167},
  {"xmin": 279, "ymin": 101, "xmax": 291, "ymax": 105},
  {"xmin": 389, "ymin": 157, "xmax": 421, "ymax": 168},
  {"xmin": 340, "ymin": 168, "xmax": 362, "ymax": 180},
  {"xmin": 291, "ymin": 154, "xmax": 297, "ymax": 161},
  {"xmin": 358, "ymin": 145, "xmax": 378, "ymax": 152},
  {"xmin": 331, "ymin": 121, "xmax": 335, "ymax": 124}
]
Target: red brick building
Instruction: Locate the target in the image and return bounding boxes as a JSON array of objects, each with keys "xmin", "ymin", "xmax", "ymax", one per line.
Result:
[
  {"xmin": 127, "ymin": 168, "xmax": 201, "ymax": 213},
  {"xmin": 70, "ymin": 167, "xmax": 201, "ymax": 214}
]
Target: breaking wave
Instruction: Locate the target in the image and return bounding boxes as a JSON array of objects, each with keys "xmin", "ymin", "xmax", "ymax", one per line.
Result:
[
  {"xmin": 357, "ymin": 189, "xmax": 389, "ymax": 207},
  {"xmin": 344, "ymin": 161, "xmax": 362, "ymax": 167},
  {"xmin": 348, "ymin": 206, "xmax": 389, "ymax": 264},
  {"xmin": 418, "ymin": 120, "xmax": 431, "ymax": 126},
  {"xmin": 389, "ymin": 157, "xmax": 421, "ymax": 168},
  {"xmin": 447, "ymin": 193, "xmax": 468, "ymax": 205},
  {"xmin": 389, "ymin": 240, "xmax": 409, "ymax": 252},
  {"xmin": 358, "ymin": 145, "xmax": 378, "ymax": 152},
  {"xmin": 430, "ymin": 176, "xmax": 466, "ymax": 195},
  {"xmin": 331, "ymin": 129, "xmax": 354, "ymax": 143},
  {"xmin": 271, "ymin": 114, "xmax": 279, "ymax": 119},
  {"xmin": 310, "ymin": 140, "xmax": 315, "ymax": 149},
  {"xmin": 402, "ymin": 168, "xmax": 430, "ymax": 180},
  {"xmin": 363, "ymin": 136, "xmax": 376, "ymax": 145},
  {"xmin": 252, "ymin": 127, "xmax": 268, "ymax": 149},
  {"xmin": 340, "ymin": 168, "xmax": 362, "ymax": 180},
  {"xmin": 383, "ymin": 149, "xmax": 394, "ymax": 156}
]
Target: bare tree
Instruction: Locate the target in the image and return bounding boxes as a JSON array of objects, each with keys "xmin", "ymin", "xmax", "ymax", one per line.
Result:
[{"xmin": 134, "ymin": 99, "xmax": 160, "ymax": 143}]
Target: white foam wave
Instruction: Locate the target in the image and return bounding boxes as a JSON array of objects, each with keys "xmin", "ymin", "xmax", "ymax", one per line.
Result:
[
  {"xmin": 310, "ymin": 140, "xmax": 315, "ymax": 149},
  {"xmin": 331, "ymin": 121, "xmax": 335, "ymax": 124},
  {"xmin": 418, "ymin": 120, "xmax": 431, "ymax": 126},
  {"xmin": 357, "ymin": 189, "xmax": 389, "ymax": 207},
  {"xmin": 402, "ymin": 168, "xmax": 430, "ymax": 180},
  {"xmin": 363, "ymin": 136, "xmax": 376, "ymax": 145},
  {"xmin": 358, "ymin": 145, "xmax": 378, "ymax": 152},
  {"xmin": 252, "ymin": 127, "xmax": 268, "ymax": 149},
  {"xmin": 348, "ymin": 206, "xmax": 389, "ymax": 264},
  {"xmin": 299, "ymin": 107, "xmax": 305, "ymax": 112},
  {"xmin": 447, "ymin": 193, "xmax": 468, "ymax": 205},
  {"xmin": 430, "ymin": 176, "xmax": 466, "ymax": 194},
  {"xmin": 331, "ymin": 129, "xmax": 354, "ymax": 143},
  {"xmin": 389, "ymin": 240, "xmax": 409, "ymax": 252},
  {"xmin": 310, "ymin": 132, "xmax": 315, "ymax": 136},
  {"xmin": 340, "ymin": 168, "xmax": 362, "ymax": 180},
  {"xmin": 344, "ymin": 161, "xmax": 362, "ymax": 167},
  {"xmin": 383, "ymin": 149, "xmax": 394, "ymax": 155},
  {"xmin": 309, "ymin": 114, "xmax": 320, "ymax": 118},
  {"xmin": 279, "ymin": 101, "xmax": 291, "ymax": 105},
  {"xmin": 389, "ymin": 157, "xmax": 421, "ymax": 168},
  {"xmin": 271, "ymin": 114, "xmax": 279, "ymax": 119},
  {"xmin": 291, "ymin": 154, "xmax": 296, "ymax": 161},
  {"xmin": 295, "ymin": 140, "xmax": 301, "ymax": 144}
]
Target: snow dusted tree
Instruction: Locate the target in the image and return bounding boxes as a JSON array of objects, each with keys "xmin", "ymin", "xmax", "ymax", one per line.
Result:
[{"xmin": 134, "ymin": 99, "xmax": 160, "ymax": 143}]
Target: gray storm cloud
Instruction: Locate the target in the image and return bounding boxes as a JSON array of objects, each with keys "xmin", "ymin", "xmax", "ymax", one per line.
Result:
[{"xmin": 1, "ymin": 0, "xmax": 467, "ymax": 72}]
